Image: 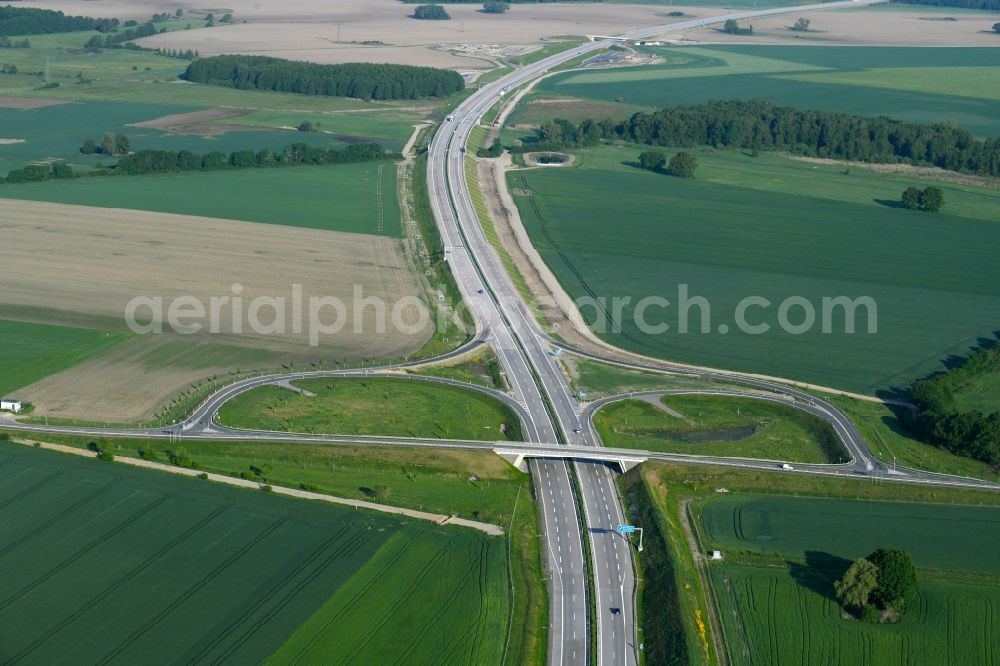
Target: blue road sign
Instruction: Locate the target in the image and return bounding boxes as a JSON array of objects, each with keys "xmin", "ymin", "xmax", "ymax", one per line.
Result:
[{"xmin": 616, "ymin": 525, "xmax": 636, "ymax": 534}]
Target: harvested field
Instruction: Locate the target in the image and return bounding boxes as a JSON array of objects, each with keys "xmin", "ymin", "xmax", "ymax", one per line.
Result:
[
  {"xmin": 0, "ymin": 95, "xmax": 71, "ymax": 110},
  {"xmin": 127, "ymin": 107, "xmax": 252, "ymax": 134},
  {"xmin": 125, "ymin": 0, "xmax": 718, "ymax": 69},
  {"xmin": 0, "ymin": 199, "xmax": 431, "ymax": 420},
  {"xmin": 681, "ymin": 7, "xmax": 1000, "ymax": 47}
]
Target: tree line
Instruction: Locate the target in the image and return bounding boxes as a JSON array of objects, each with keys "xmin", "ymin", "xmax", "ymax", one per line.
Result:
[
  {"xmin": 0, "ymin": 35, "xmax": 30, "ymax": 48},
  {"xmin": 0, "ymin": 6, "xmax": 116, "ymax": 36},
  {"xmin": 894, "ymin": 0, "xmax": 1000, "ymax": 9},
  {"xmin": 523, "ymin": 100, "xmax": 1000, "ymax": 177},
  {"xmin": 85, "ymin": 21, "xmax": 160, "ymax": 48},
  {"xmin": 908, "ymin": 344, "xmax": 1000, "ymax": 466},
  {"xmin": 183, "ymin": 55, "xmax": 465, "ymax": 101},
  {"xmin": 1, "ymin": 142, "xmax": 388, "ymax": 184}
]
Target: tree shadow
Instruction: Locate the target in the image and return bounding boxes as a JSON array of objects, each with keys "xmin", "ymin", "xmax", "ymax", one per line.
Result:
[
  {"xmin": 358, "ymin": 487, "xmax": 376, "ymax": 498},
  {"xmin": 788, "ymin": 551, "xmax": 853, "ymax": 603},
  {"xmin": 873, "ymin": 198, "xmax": 905, "ymax": 209}
]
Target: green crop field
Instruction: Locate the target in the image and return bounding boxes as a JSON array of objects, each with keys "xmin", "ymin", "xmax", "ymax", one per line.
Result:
[
  {"xmin": 1, "ymin": 161, "xmax": 400, "ymax": 235},
  {"xmin": 524, "ymin": 46, "xmax": 1000, "ymax": 137},
  {"xmin": 0, "ymin": 319, "xmax": 128, "ymax": 397},
  {"xmin": 0, "ymin": 101, "xmax": 353, "ymax": 177},
  {"xmin": 266, "ymin": 529, "xmax": 507, "ymax": 665},
  {"xmin": 0, "ymin": 441, "xmax": 510, "ymax": 665},
  {"xmin": 594, "ymin": 395, "xmax": 845, "ymax": 463},
  {"xmin": 713, "ymin": 565, "xmax": 1000, "ymax": 666},
  {"xmin": 701, "ymin": 494, "xmax": 1000, "ymax": 573},
  {"xmin": 510, "ymin": 145, "xmax": 1000, "ymax": 394},
  {"xmin": 217, "ymin": 377, "xmax": 523, "ymax": 441}
]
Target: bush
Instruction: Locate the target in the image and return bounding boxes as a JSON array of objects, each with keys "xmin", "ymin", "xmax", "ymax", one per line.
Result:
[
  {"xmin": 668, "ymin": 151, "xmax": 698, "ymax": 178},
  {"xmin": 483, "ymin": 1, "xmax": 510, "ymax": 13},
  {"xmin": 414, "ymin": 4, "xmax": 451, "ymax": 19}
]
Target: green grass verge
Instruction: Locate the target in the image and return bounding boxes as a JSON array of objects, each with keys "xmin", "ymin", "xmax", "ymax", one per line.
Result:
[
  {"xmin": 410, "ymin": 351, "xmax": 506, "ymax": 390},
  {"xmin": 510, "ymin": 144, "xmax": 1000, "ymax": 394},
  {"xmin": 594, "ymin": 395, "xmax": 847, "ymax": 464},
  {"xmin": 216, "ymin": 376, "xmax": 523, "ymax": 441},
  {"xmin": 821, "ymin": 394, "xmax": 1000, "ymax": 483},
  {"xmin": 1, "ymin": 162, "xmax": 401, "ymax": 236},
  {"xmin": 0, "ymin": 319, "xmax": 129, "ymax": 396}
]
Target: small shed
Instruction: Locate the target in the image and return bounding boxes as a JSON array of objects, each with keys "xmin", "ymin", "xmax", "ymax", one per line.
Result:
[
  {"xmin": 709, "ymin": 550, "xmax": 724, "ymax": 561},
  {"xmin": 1, "ymin": 399, "xmax": 22, "ymax": 414}
]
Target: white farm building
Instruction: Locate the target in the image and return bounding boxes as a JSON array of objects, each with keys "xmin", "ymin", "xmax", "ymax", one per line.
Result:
[{"xmin": 1, "ymin": 399, "xmax": 22, "ymax": 414}]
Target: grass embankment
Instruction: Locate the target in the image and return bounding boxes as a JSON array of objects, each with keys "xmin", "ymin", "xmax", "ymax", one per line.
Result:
[
  {"xmin": 821, "ymin": 393, "xmax": 1000, "ymax": 482},
  {"xmin": 0, "ymin": 439, "xmax": 511, "ymax": 665},
  {"xmin": 511, "ymin": 145, "xmax": 1000, "ymax": 395},
  {"xmin": 595, "ymin": 395, "xmax": 847, "ymax": 464},
  {"xmin": 217, "ymin": 377, "xmax": 522, "ymax": 442},
  {"xmin": 411, "ymin": 351, "xmax": 507, "ymax": 390},
  {"xmin": 410, "ymin": 152, "xmax": 475, "ymax": 358}
]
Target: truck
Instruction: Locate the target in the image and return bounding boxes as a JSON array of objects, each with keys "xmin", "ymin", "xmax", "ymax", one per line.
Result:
[{"xmin": 780, "ymin": 463, "xmax": 794, "ymax": 471}]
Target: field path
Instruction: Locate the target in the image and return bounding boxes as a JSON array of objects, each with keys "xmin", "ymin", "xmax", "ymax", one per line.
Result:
[{"xmin": 11, "ymin": 438, "xmax": 503, "ymax": 536}]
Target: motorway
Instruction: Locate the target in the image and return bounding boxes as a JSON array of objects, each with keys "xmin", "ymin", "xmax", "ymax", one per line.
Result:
[
  {"xmin": 423, "ymin": 3, "xmax": 888, "ymax": 665},
  {"xmin": 7, "ymin": 2, "xmax": 994, "ymax": 665}
]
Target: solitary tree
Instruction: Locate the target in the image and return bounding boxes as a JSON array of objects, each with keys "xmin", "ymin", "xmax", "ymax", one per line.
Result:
[
  {"xmin": 901, "ymin": 186, "xmax": 921, "ymax": 210},
  {"xmin": 297, "ymin": 120, "xmax": 315, "ymax": 132},
  {"xmin": 668, "ymin": 151, "xmax": 698, "ymax": 178},
  {"xmin": 791, "ymin": 18, "xmax": 811, "ymax": 32},
  {"xmin": 867, "ymin": 548, "xmax": 918, "ymax": 613},
  {"xmin": 373, "ymin": 485, "xmax": 391, "ymax": 501},
  {"xmin": 994, "ymin": 22, "xmax": 1000, "ymax": 34},
  {"xmin": 919, "ymin": 186, "xmax": 944, "ymax": 212},
  {"xmin": 639, "ymin": 150, "xmax": 667, "ymax": 172},
  {"xmin": 835, "ymin": 558, "xmax": 878, "ymax": 609},
  {"xmin": 723, "ymin": 19, "xmax": 752, "ymax": 35}
]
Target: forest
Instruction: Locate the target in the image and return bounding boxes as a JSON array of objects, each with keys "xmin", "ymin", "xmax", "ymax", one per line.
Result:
[
  {"xmin": 523, "ymin": 100, "xmax": 1000, "ymax": 177},
  {"xmin": 0, "ymin": 6, "xmax": 117, "ymax": 35},
  {"xmin": 183, "ymin": 55, "xmax": 465, "ymax": 100}
]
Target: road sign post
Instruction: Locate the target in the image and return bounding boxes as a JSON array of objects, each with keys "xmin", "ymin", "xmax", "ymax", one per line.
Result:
[{"xmin": 617, "ymin": 524, "xmax": 643, "ymax": 551}]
